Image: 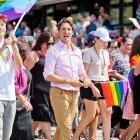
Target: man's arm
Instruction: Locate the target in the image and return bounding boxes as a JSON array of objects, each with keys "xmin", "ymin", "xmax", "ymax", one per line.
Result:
[
  {"xmin": 11, "ymin": 34, "xmax": 23, "ymax": 68},
  {"xmin": 109, "ymin": 71, "xmax": 127, "ymax": 80},
  {"xmin": 45, "ymin": 73, "xmax": 70, "ymax": 84},
  {"xmin": 43, "ymin": 47, "xmax": 83, "ymax": 88},
  {"xmin": 46, "ymin": 74, "xmax": 83, "ymax": 88}
]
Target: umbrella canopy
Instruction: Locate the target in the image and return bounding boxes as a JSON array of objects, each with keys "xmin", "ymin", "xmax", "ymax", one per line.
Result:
[
  {"xmin": 0, "ymin": 0, "xmax": 37, "ymax": 21},
  {"xmin": 0, "ymin": 0, "xmax": 6, "ymax": 6}
]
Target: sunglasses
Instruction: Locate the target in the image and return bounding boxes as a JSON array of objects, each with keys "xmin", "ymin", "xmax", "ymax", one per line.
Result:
[{"xmin": 112, "ymin": 46, "xmax": 118, "ymax": 49}]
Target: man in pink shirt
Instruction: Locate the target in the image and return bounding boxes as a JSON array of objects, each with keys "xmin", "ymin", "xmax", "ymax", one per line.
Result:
[{"xmin": 43, "ymin": 18, "xmax": 91, "ymax": 140}]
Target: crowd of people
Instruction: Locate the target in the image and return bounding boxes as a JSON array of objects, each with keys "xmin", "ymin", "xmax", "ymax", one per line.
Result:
[{"xmin": 1, "ymin": 4, "xmax": 140, "ymax": 140}]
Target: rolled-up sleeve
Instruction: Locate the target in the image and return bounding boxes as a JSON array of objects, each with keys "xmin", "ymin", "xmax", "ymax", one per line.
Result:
[{"xmin": 43, "ymin": 48, "xmax": 57, "ymax": 79}]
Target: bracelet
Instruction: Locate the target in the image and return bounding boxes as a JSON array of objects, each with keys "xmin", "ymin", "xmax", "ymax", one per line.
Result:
[{"xmin": 63, "ymin": 78, "xmax": 70, "ymax": 84}]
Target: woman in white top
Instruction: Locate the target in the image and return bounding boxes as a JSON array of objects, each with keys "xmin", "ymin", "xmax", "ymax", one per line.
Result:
[{"xmin": 73, "ymin": 28, "xmax": 112, "ymax": 140}]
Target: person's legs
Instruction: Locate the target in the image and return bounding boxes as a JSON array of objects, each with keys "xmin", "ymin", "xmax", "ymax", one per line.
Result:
[
  {"xmin": 137, "ymin": 129, "xmax": 140, "ymax": 140},
  {"xmin": 119, "ymin": 126, "xmax": 130, "ymax": 140},
  {"xmin": 126, "ymin": 115, "xmax": 140, "ymax": 140},
  {"xmin": 3, "ymin": 101, "xmax": 16, "ymax": 140},
  {"xmin": 32, "ymin": 121, "xmax": 40, "ymax": 134},
  {"xmin": 71, "ymin": 92, "xmax": 79, "ymax": 125},
  {"xmin": 0, "ymin": 101, "xmax": 4, "ymax": 139},
  {"xmin": 88, "ymin": 105, "xmax": 100, "ymax": 140},
  {"xmin": 119, "ymin": 118, "xmax": 130, "ymax": 138},
  {"xmin": 39, "ymin": 121, "xmax": 52, "ymax": 140},
  {"xmin": 10, "ymin": 111, "xmax": 33, "ymax": 140},
  {"xmin": 72, "ymin": 99, "xmax": 98, "ymax": 140},
  {"xmin": 111, "ymin": 106, "xmax": 122, "ymax": 128},
  {"xmin": 72, "ymin": 95, "xmax": 80, "ymax": 133},
  {"xmin": 98, "ymin": 100, "xmax": 111, "ymax": 140},
  {"xmin": 50, "ymin": 87, "xmax": 78, "ymax": 140},
  {"xmin": 72, "ymin": 112, "xmax": 79, "ymax": 133}
]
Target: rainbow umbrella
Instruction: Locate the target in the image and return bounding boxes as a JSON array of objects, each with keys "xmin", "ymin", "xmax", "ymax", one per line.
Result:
[{"xmin": 0, "ymin": 0, "xmax": 37, "ymax": 21}]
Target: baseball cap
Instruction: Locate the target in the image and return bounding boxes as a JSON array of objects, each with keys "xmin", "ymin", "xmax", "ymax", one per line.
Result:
[
  {"xmin": 87, "ymin": 31, "xmax": 94, "ymax": 43},
  {"xmin": 94, "ymin": 28, "xmax": 112, "ymax": 42},
  {"xmin": 0, "ymin": 14, "xmax": 8, "ymax": 22}
]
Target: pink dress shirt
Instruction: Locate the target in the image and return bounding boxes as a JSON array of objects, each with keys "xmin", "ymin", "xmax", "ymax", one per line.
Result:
[{"xmin": 43, "ymin": 40, "xmax": 85, "ymax": 91}]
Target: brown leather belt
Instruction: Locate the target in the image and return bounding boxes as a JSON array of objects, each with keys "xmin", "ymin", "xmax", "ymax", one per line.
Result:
[
  {"xmin": 61, "ymin": 89, "xmax": 77, "ymax": 94},
  {"xmin": 51, "ymin": 86, "xmax": 77, "ymax": 94}
]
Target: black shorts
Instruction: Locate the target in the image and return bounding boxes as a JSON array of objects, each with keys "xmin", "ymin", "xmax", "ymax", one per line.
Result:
[{"xmin": 80, "ymin": 81, "xmax": 105, "ymax": 101}]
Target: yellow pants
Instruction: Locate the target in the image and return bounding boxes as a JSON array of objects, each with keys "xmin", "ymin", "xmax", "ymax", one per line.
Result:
[{"xmin": 50, "ymin": 87, "xmax": 78, "ymax": 140}]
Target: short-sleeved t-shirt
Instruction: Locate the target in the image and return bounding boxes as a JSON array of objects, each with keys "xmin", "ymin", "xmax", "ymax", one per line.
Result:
[
  {"xmin": 111, "ymin": 50, "xmax": 130, "ymax": 77},
  {"xmin": 0, "ymin": 41, "xmax": 15, "ymax": 100},
  {"xmin": 83, "ymin": 47, "xmax": 110, "ymax": 81}
]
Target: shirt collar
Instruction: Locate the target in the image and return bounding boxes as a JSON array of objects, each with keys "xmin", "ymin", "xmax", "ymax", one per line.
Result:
[{"xmin": 58, "ymin": 40, "xmax": 76, "ymax": 51}]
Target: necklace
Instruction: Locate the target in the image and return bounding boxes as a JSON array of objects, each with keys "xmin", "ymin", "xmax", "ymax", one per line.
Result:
[{"xmin": 94, "ymin": 46, "xmax": 105, "ymax": 75}]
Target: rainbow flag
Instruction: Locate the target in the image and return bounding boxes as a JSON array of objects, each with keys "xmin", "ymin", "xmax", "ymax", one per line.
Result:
[
  {"xmin": 0, "ymin": 0, "xmax": 37, "ymax": 21},
  {"xmin": 98, "ymin": 80, "xmax": 128, "ymax": 108}
]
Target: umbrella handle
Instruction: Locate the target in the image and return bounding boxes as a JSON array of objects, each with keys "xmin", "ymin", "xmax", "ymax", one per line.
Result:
[{"xmin": 13, "ymin": 10, "xmax": 27, "ymax": 34}]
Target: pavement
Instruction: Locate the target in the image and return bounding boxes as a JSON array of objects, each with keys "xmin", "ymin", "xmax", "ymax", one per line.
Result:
[{"xmin": 35, "ymin": 127, "xmax": 119, "ymax": 140}]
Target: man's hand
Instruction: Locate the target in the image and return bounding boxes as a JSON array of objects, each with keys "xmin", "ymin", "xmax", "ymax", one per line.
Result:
[
  {"xmin": 108, "ymin": 69, "xmax": 117, "ymax": 77},
  {"xmin": 5, "ymin": 37, "xmax": 12, "ymax": 45},
  {"xmin": 69, "ymin": 79, "xmax": 83, "ymax": 87},
  {"xmin": 83, "ymin": 76, "xmax": 91, "ymax": 88},
  {"xmin": 22, "ymin": 100, "xmax": 33, "ymax": 112},
  {"xmin": 90, "ymin": 83, "xmax": 101, "ymax": 97}
]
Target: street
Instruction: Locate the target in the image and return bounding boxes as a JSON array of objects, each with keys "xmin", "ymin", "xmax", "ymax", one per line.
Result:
[{"xmin": 35, "ymin": 127, "xmax": 119, "ymax": 140}]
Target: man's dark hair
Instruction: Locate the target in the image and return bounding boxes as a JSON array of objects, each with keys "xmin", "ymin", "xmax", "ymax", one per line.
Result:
[{"xmin": 58, "ymin": 18, "xmax": 74, "ymax": 31}]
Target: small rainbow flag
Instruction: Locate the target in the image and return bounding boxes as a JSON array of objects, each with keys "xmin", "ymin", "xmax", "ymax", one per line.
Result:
[{"xmin": 97, "ymin": 80, "xmax": 128, "ymax": 108}]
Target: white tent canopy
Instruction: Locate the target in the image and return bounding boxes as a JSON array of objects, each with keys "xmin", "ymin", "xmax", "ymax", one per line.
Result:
[{"xmin": 36, "ymin": 0, "xmax": 73, "ymax": 6}]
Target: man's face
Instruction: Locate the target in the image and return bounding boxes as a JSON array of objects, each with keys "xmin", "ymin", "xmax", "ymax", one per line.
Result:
[
  {"xmin": 0, "ymin": 19, "xmax": 6, "ymax": 37},
  {"xmin": 58, "ymin": 22, "xmax": 73, "ymax": 44}
]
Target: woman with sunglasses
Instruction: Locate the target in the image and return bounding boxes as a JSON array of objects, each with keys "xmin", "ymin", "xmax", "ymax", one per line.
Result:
[{"xmin": 25, "ymin": 32, "xmax": 54, "ymax": 140}]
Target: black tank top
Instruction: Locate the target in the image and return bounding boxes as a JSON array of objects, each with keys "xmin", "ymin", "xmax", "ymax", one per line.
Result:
[
  {"xmin": 24, "ymin": 68, "xmax": 32, "ymax": 97},
  {"xmin": 30, "ymin": 53, "xmax": 51, "ymax": 94}
]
